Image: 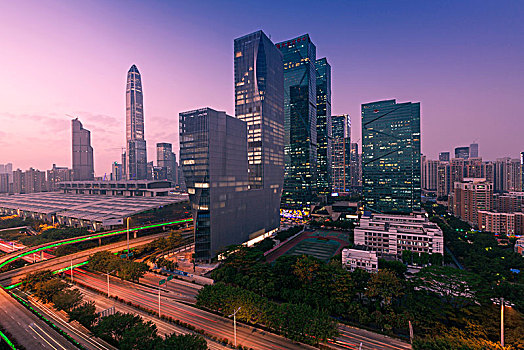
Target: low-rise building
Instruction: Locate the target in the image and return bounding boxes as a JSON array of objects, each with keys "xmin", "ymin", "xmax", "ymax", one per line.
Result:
[
  {"xmin": 478, "ymin": 211, "xmax": 524, "ymax": 236},
  {"xmin": 515, "ymin": 237, "xmax": 524, "ymax": 256},
  {"xmin": 354, "ymin": 213, "xmax": 444, "ymax": 258},
  {"xmin": 341, "ymin": 248, "xmax": 378, "ymax": 273}
]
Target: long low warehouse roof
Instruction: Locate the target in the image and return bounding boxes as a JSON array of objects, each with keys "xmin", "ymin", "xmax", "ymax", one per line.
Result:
[{"xmin": 0, "ymin": 192, "xmax": 188, "ymax": 222}]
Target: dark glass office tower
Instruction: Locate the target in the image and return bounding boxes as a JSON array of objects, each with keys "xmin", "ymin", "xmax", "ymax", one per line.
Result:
[
  {"xmin": 276, "ymin": 34, "xmax": 317, "ymax": 209},
  {"xmin": 362, "ymin": 99, "xmax": 421, "ymax": 214},
  {"xmin": 315, "ymin": 58, "xmax": 332, "ymax": 197},
  {"xmin": 72, "ymin": 118, "xmax": 94, "ymax": 180},
  {"xmin": 455, "ymin": 147, "xmax": 470, "ymax": 160},
  {"xmin": 439, "ymin": 152, "xmax": 450, "ymax": 162},
  {"xmin": 332, "ymin": 114, "xmax": 350, "ymax": 193},
  {"xmin": 234, "ymin": 30, "xmax": 284, "ymax": 193},
  {"xmin": 180, "ymin": 107, "xmax": 281, "ymax": 260},
  {"xmin": 126, "ymin": 64, "xmax": 147, "ymax": 180}
]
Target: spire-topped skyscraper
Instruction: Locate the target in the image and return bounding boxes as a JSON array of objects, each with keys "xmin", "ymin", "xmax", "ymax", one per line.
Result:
[{"xmin": 126, "ymin": 64, "xmax": 147, "ymax": 180}]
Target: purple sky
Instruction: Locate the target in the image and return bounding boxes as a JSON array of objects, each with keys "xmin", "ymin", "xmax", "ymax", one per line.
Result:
[{"xmin": 1, "ymin": 1, "xmax": 523, "ymax": 176}]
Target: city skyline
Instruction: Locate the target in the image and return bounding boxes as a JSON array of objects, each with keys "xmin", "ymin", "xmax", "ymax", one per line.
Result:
[{"xmin": 1, "ymin": 1, "xmax": 523, "ymax": 175}]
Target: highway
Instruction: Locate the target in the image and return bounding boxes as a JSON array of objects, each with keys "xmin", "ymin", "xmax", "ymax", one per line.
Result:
[
  {"xmin": 14, "ymin": 288, "xmax": 116, "ymax": 350},
  {"xmin": 0, "ymin": 218, "xmax": 192, "ymax": 269},
  {"xmin": 73, "ymin": 285, "xmax": 228, "ymax": 350},
  {"xmin": 70, "ymin": 268, "xmax": 317, "ymax": 350},
  {"xmin": 0, "ymin": 287, "xmax": 77, "ymax": 350},
  {"xmin": 69, "ymin": 268, "xmax": 411, "ymax": 350},
  {"xmin": 0, "ymin": 232, "xmax": 168, "ymax": 286}
]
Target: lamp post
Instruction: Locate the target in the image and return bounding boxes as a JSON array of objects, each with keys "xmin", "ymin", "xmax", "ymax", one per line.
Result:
[
  {"xmin": 71, "ymin": 258, "xmax": 73, "ymax": 283},
  {"xmin": 229, "ymin": 307, "xmax": 241, "ymax": 348},
  {"xmin": 126, "ymin": 217, "xmax": 130, "ymax": 258},
  {"xmin": 106, "ymin": 269, "xmax": 116, "ymax": 298},
  {"xmin": 492, "ymin": 297, "xmax": 513, "ymax": 348},
  {"xmin": 501, "ymin": 297, "xmax": 504, "ymax": 348}
]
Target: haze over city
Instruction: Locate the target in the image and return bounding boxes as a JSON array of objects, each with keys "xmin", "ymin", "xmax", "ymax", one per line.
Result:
[{"xmin": 1, "ymin": 0, "xmax": 523, "ymax": 176}]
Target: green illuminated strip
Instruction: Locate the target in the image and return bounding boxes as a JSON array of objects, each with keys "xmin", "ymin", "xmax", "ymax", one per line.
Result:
[
  {"xmin": 0, "ymin": 330, "xmax": 16, "ymax": 350},
  {"xmin": 5, "ymin": 260, "xmax": 91, "ymax": 290},
  {"xmin": 53, "ymin": 261, "xmax": 89, "ymax": 274},
  {"xmin": 0, "ymin": 218, "xmax": 192, "ymax": 269}
]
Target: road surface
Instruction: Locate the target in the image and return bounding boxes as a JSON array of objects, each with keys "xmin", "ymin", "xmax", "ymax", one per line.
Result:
[{"xmin": 0, "ymin": 287, "xmax": 77, "ymax": 350}]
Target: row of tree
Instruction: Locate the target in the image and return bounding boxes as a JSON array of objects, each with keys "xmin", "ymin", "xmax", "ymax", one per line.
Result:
[
  {"xmin": 88, "ymin": 250, "xmax": 149, "ymax": 282},
  {"xmin": 20, "ymin": 270, "xmax": 207, "ymax": 350},
  {"xmin": 196, "ymin": 282, "xmax": 338, "ymax": 345}
]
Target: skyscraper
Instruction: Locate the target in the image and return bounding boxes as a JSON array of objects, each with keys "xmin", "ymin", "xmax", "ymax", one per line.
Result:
[
  {"xmin": 315, "ymin": 57, "xmax": 332, "ymax": 197},
  {"xmin": 469, "ymin": 143, "xmax": 479, "ymax": 158},
  {"xmin": 455, "ymin": 146, "xmax": 470, "ymax": 160},
  {"xmin": 234, "ymin": 30, "xmax": 284, "ymax": 193},
  {"xmin": 350, "ymin": 143, "xmax": 361, "ymax": 189},
  {"xmin": 180, "ymin": 108, "xmax": 281, "ymax": 260},
  {"xmin": 71, "ymin": 118, "xmax": 94, "ymax": 181},
  {"xmin": 126, "ymin": 64, "xmax": 147, "ymax": 180},
  {"xmin": 276, "ymin": 34, "xmax": 317, "ymax": 209},
  {"xmin": 331, "ymin": 114, "xmax": 350, "ymax": 193},
  {"xmin": 156, "ymin": 142, "xmax": 175, "ymax": 182},
  {"xmin": 362, "ymin": 99, "xmax": 421, "ymax": 214}
]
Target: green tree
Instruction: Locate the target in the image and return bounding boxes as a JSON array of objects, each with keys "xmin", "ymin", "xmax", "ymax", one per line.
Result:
[
  {"xmin": 160, "ymin": 334, "xmax": 207, "ymax": 350},
  {"xmin": 52, "ymin": 288, "xmax": 83, "ymax": 312},
  {"xmin": 34, "ymin": 278, "xmax": 67, "ymax": 303},
  {"xmin": 365, "ymin": 269, "xmax": 404, "ymax": 308},
  {"xmin": 292, "ymin": 255, "xmax": 320, "ymax": 285},
  {"xmin": 68, "ymin": 301, "xmax": 97, "ymax": 328}
]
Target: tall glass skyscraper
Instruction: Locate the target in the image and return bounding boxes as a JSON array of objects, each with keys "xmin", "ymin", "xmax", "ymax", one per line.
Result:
[
  {"xmin": 362, "ymin": 99, "xmax": 421, "ymax": 214},
  {"xmin": 71, "ymin": 118, "xmax": 94, "ymax": 181},
  {"xmin": 126, "ymin": 64, "xmax": 147, "ymax": 180},
  {"xmin": 234, "ymin": 30, "xmax": 284, "ymax": 192},
  {"xmin": 315, "ymin": 58, "xmax": 332, "ymax": 197},
  {"xmin": 331, "ymin": 114, "xmax": 350, "ymax": 193},
  {"xmin": 276, "ymin": 34, "xmax": 317, "ymax": 209}
]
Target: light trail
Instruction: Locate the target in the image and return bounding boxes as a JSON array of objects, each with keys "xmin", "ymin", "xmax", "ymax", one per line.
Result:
[{"xmin": 0, "ymin": 218, "xmax": 192, "ymax": 269}]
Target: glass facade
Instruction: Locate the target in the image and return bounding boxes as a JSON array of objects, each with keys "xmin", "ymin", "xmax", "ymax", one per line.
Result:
[
  {"xmin": 234, "ymin": 30, "xmax": 284, "ymax": 192},
  {"xmin": 455, "ymin": 146, "xmax": 470, "ymax": 160},
  {"xmin": 315, "ymin": 58, "xmax": 332, "ymax": 197},
  {"xmin": 276, "ymin": 34, "xmax": 317, "ymax": 209},
  {"xmin": 126, "ymin": 65, "xmax": 148, "ymax": 180},
  {"xmin": 362, "ymin": 99, "xmax": 421, "ymax": 214},
  {"xmin": 331, "ymin": 114, "xmax": 350, "ymax": 193}
]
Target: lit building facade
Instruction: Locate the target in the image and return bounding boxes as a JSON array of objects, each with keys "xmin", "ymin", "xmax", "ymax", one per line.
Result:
[
  {"xmin": 126, "ymin": 65, "xmax": 148, "ymax": 180},
  {"xmin": 180, "ymin": 108, "xmax": 280, "ymax": 260},
  {"xmin": 331, "ymin": 114, "xmax": 351, "ymax": 194},
  {"xmin": 276, "ymin": 34, "xmax": 317, "ymax": 209},
  {"xmin": 315, "ymin": 57, "xmax": 332, "ymax": 197},
  {"xmin": 362, "ymin": 99, "xmax": 421, "ymax": 214},
  {"xmin": 354, "ymin": 213, "xmax": 444, "ymax": 258},
  {"xmin": 450, "ymin": 178, "xmax": 493, "ymax": 226},
  {"xmin": 72, "ymin": 118, "xmax": 94, "ymax": 181},
  {"xmin": 341, "ymin": 248, "xmax": 378, "ymax": 273}
]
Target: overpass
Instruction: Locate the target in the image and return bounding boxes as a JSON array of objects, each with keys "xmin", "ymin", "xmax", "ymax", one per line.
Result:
[{"xmin": 0, "ymin": 218, "xmax": 192, "ymax": 269}]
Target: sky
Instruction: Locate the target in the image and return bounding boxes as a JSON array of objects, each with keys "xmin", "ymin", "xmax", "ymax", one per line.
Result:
[{"xmin": 0, "ymin": 0, "xmax": 523, "ymax": 176}]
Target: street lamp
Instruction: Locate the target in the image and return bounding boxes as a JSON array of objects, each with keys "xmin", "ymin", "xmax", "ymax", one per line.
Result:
[
  {"xmin": 126, "ymin": 217, "xmax": 130, "ymax": 259},
  {"xmin": 106, "ymin": 269, "xmax": 116, "ymax": 298},
  {"xmin": 229, "ymin": 307, "xmax": 241, "ymax": 348},
  {"xmin": 492, "ymin": 297, "xmax": 514, "ymax": 348}
]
